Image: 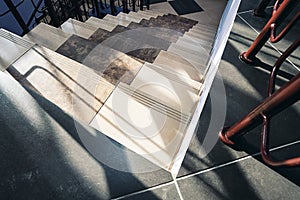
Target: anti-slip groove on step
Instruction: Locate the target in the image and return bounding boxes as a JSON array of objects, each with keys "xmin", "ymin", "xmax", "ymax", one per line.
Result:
[
  {"xmin": 0, "ymin": 29, "xmax": 34, "ymax": 49},
  {"xmin": 118, "ymin": 83, "xmax": 190, "ymax": 124},
  {"xmin": 144, "ymin": 62, "xmax": 202, "ymax": 91}
]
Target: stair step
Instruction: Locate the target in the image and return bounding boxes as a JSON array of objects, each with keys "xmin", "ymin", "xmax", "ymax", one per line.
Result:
[
  {"xmin": 175, "ymin": 38, "xmax": 211, "ymax": 55},
  {"xmin": 167, "ymin": 43, "xmax": 209, "ymax": 65},
  {"xmin": 130, "ymin": 63, "xmax": 200, "ymax": 113},
  {"xmin": 184, "ymin": 31, "xmax": 215, "ymax": 42},
  {"xmin": 129, "ymin": 11, "xmax": 152, "ymax": 20},
  {"xmin": 143, "ymin": 9, "xmax": 165, "ymax": 16},
  {"xmin": 61, "ymin": 18, "xmax": 98, "ymax": 39},
  {"xmin": 85, "ymin": 17, "xmax": 118, "ymax": 32},
  {"xmin": 189, "ymin": 26, "xmax": 217, "ymax": 36},
  {"xmin": 137, "ymin": 10, "xmax": 159, "ymax": 18},
  {"xmin": 162, "ymin": 14, "xmax": 198, "ymax": 25},
  {"xmin": 194, "ymin": 23, "xmax": 218, "ymax": 32},
  {"xmin": 103, "ymin": 14, "xmax": 131, "ymax": 27},
  {"xmin": 23, "ymin": 23, "xmax": 71, "ymax": 51},
  {"xmin": 169, "ymin": 43, "xmax": 209, "ymax": 59},
  {"xmin": 56, "ymin": 35, "xmax": 143, "ymax": 85},
  {"xmin": 142, "ymin": 62, "xmax": 202, "ymax": 91},
  {"xmin": 8, "ymin": 45, "xmax": 114, "ymax": 124},
  {"xmin": 90, "ymin": 81, "xmax": 191, "ymax": 172},
  {"xmin": 181, "ymin": 34, "xmax": 213, "ymax": 47},
  {"xmin": 154, "ymin": 50, "xmax": 203, "ymax": 82},
  {"xmin": 138, "ymin": 17, "xmax": 193, "ymax": 33},
  {"xmin": 117, "ymin": 12, "xmax": 142, "ymax": 23},
  {"xmin": 0, "ymin": 29, "xmax": 34, "ymax": 71}
]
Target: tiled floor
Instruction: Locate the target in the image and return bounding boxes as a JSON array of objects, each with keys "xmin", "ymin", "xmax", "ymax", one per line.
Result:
[{"xmin": 1, "ymin": 0, "xmax": 300, "ymax": 199}]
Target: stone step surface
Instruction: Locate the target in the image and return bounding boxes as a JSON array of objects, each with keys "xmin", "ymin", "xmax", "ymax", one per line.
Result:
[
  {"xmin": 167, "ymin": 43, "xmax": 208, "ymax": 65},
  {"xmin": 23, "ymin": 23, "xmax": 71, "ymax": 51},
  {"xmin": 184, "ymin": 31, "xmax": 215, "ymax": 42},
  {"xmin": 8, "ymin": 45, "xmax": 114, "ymax": 124},
  {"xmin": 90, "ymin": 81, "xmax": 192, "ymax": 172},
  {"xmin": 117, "ymin": 12, "xmax": 142, "ymax": 23},
  {"xmin": 0, "ymin": 29, "xmax": 34, "ymax": 71},
  {"xmin": 128, "ymin": 11, "xmax": 152, "ymax": 20},
  {"xmin": 154, "ymin": 50, "xmax": 204, "ymax": 82},
  {"xmin": 61, "ymin": 18, "xmax": 98, "ymax": 39},
  {"xmin": 85, "ymin": 16, "xmax": 118, "ymax": 32},
  {"xmin": 56, "ymin": 34, "xmax": 143, "ymax": 85},
  {"xmin": 103, "ymin": 14, "xmax": 131, "ymax": 27}
]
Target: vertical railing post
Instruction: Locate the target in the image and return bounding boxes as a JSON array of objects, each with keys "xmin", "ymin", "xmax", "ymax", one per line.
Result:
[
  {"xmin": 44, "ymin": 0, "xmax": 60, "ymax": 27},
  {"xmin": 240, "ymin": 0, "xmax": 298, "ymax": 64}
]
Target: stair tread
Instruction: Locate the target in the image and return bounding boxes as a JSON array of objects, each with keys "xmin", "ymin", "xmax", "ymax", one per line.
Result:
[
  {"xmin": 143, "ymin": 9, "xmax": 165, "ymax": 16},
  {"xmin": 131, "ymin": 63, "xmax": 199, "ymax": 113},
  {"xmin": 90, "ymin": 81, "xmax": 192, "ymax": 172},
  {"xmin": 8, "ymin": 45, "xmax": 114, "ymax": 124},
  {"xmin": 129, "ymin": 11, "xmax": 152, "ymax": 20},
  {"xmin": 0, "ymin": 29, "xmax": 34, "ymax": 71},
  {"xmin": 143, "ymin": 62, "xmax": 202, "ymax": 90},
  {"xmin": 103, "ymin": 14, "xmax": 131, "ymax": 27},
  {"xmin": 154, "ymin": 50, "xmax": 204, "ymax": 81},
  {"xmin": 175, "ymin": 38, "xmax": 212, "ymax": 54},
  {"xmin": 85, "ymin": 17, "xmax": 117, "ymax": 32},
  {"xmin": 181, "ymin": 34, "xmax": 213, "ymax": 47},
  {"xmin": 168, "ymin": 44, "xmax": 209, "ymax": 65},
  {"xmin": 117, "ymin": 12, "xmax": 142, "ymax": 23},
  {"xmin": 61, "ymin": 19, "xmax": 98, "ymax": 39},
  {"xmin": 23, "ymin": 23, "xmax": 71, "ymax": 51},
  {"xmin": 137, "ymin": 10, "xmax": 159, "ymax": 19},
  {"xmin": 169, "ymin": 43, "xmax": 209, "ymax": 58},
  {"xmin": 56, "ymin": 35, "xmax": 143, "ymax": 85},
  {"xmin": 184, "ymin": 31, "xmax": 215, "ymax": 42}
]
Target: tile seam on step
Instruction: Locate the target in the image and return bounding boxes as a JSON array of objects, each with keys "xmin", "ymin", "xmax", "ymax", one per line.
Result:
[{"xmin": 237, "ymin": 14, "xmax": 300, "ymax": 71}]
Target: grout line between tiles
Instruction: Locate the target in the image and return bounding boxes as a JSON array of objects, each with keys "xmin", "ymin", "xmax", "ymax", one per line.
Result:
[
  {"xmin": 177, "ymin": 139, "xmax": 300, "ymax": 181},
  {"xmin": 173, "ymin": 176, "xmax": 184, "ymax": 200},
  {"xmin": 112, "ymin": 180, "xmax": 175, "ymax": 200},
  {"xmin": 237, "ymin": 14, "xmax": 300, "ymax": 72},
  {"xmin": 110, "ymin": 140, "xmax": 300, "ymax": 200},
  {"xmin": 237, "ymin": 6, "xmax": 274, "ymax": 15}
]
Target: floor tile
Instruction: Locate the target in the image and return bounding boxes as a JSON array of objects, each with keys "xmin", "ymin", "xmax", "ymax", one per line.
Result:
[
  {"xmin": 0, "ymin": 72, "xmax": 173, "ymax": 199},
  {"xmin": 118, "ymin": 183, "xmax": 181, "ymax": 200},
  {"xmin": 177, "ymin": 15, "xmax": 300, "ymax": 177},
  {"xmin": 237, "ymin": 0, "xmax": 264, "ymax": 13},
  {"xmin": 178, "ymin": 148, "xmax": 300, "ymax": 200},
  {"xmin": 238, "ymin": 7, "xmax": 300, "ymax": 69}
]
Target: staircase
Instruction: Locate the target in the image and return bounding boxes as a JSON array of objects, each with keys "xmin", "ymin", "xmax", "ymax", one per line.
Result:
[{"xmin": 0, "ymin": 2, "xmax": 238, "ymax": 175}]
